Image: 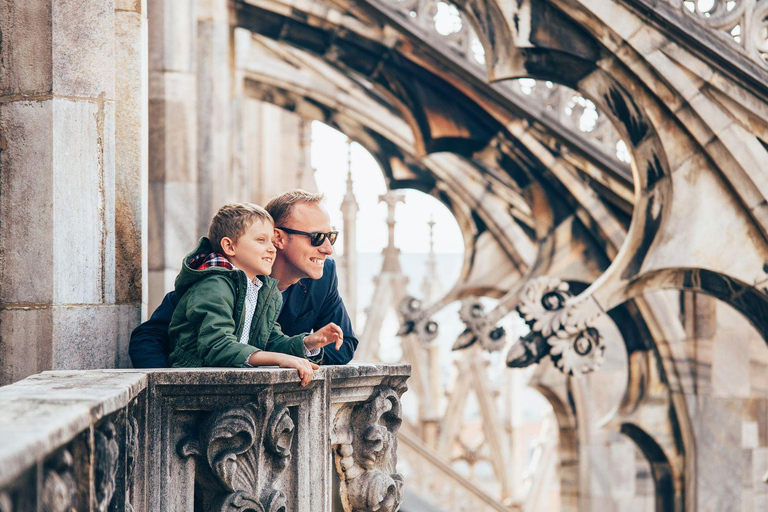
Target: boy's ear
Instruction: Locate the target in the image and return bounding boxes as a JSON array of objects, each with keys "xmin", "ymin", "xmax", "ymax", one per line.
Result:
[
  {"xmin": 220, "ymin": 237, "xmax": 236, "ymax": 256},
  {"xmin": 273, "ymin": 228, "xmax": 285, "ymax": 249}
]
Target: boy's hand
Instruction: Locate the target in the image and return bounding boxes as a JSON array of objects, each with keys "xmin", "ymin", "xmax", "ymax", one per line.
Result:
[
  {"xmin": 304, "ymin": 323, "xmax": 344, "ymax": 352},
  {"xmin": 276, "ymin": 354, "xmax": 319, "ymax": 387}
]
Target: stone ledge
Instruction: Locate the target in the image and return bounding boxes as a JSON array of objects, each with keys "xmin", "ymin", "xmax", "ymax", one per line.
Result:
[{"xmin": 0, "ymin": 370, "xmax": 148, "ymax": 487}]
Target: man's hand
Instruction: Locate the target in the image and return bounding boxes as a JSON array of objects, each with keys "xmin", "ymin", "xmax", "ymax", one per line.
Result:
[
  {"xmin": 304, "ymin": 322, "xmax": 344, "ymax": 352},
  {"xmin": 247, "ymin": 351, "xmax": 320, "ymax": 386}
]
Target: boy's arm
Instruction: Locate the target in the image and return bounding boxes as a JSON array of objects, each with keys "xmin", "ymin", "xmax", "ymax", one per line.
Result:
[
  {"xmin": 247, "ymin": 351, "xmax": 319, "ymax": 387},
  {"xmin": 186, "ymin": 278, "xmax": 259, "ymax": 367},
  {"xmin": 129, "ymin": 292, "xmax": 178, "ymax": 368},
  {"xmin": 314, "ymin": 265, "xmax": 358, "ymax": 365},
  {"xmin": 266, "ymin": 320, "xmax": 324, "ymax": 364}
]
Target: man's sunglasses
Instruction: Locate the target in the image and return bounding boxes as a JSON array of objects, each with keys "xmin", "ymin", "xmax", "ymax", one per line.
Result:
[{"xmin": 277, "ymin": 227, "xmax": 339, "ymax": 247}]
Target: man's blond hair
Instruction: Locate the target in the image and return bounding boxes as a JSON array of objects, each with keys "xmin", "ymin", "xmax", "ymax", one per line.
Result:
[
  {"xmin": 265, "ymin": 189, "xmax": 325, "ymax": 226},
  {"xmin": 208, "ymin": 203, "xmax": 273, "ymax": 253}
]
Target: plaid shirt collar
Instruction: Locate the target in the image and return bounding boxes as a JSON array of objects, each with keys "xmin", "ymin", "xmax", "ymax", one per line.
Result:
[
  {"xmin": 188, "ymin": 252, "xmax": 263, "ymax": 288},
  {"xmin": 188, "ymin": 252, "xmax": 234, "ymax": 271}
]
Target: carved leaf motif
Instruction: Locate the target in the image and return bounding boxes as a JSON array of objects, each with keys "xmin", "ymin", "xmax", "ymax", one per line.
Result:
[
  {"xmin": 216, "ymin": 490, "xmax": 264, "ymax": 512},
  {"xmin": 42, "ymin": 450, "xmax": 75, "ymax": 512},
  {"xmin": 335, "ymin": 387, "xmax": 407, "ymax": 512},
  {"xmin": 455, "ymin": 297, "xmax": 506, "ymax": 352},
  {"xmin": 95, "ymin": 421, "xmax": 120, "ymax": 512},
  {"xmin": 514, "ymin": 277, "xmax": 605, "ymax": 375},
  {"xmin": 178, "ymin": 400, "xmax": 296, "ymax": 511},
  {"xmin": 263, "ymin": 489, "xmax": 287, "ymax": 512},
  {"xmin": 265, "ymin": 405, "xmax": 294, "ymax": 471},
  {"xmin": 397, "ymin": 296, "xmax": 439, "ymax": 344}
]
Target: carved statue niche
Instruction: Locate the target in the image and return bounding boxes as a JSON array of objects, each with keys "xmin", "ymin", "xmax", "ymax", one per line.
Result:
[
  {"xmin": 506, "ymin": 277, "xmax": 605, "ymax": 376},
  {"xmin": 177, "ymin": 394, "xmax": 295, "ymax": 512},
  {"xmin": 333, "ymin": 386, "xmax": 407, "ymax": 512},
  {"xmin": 397, "ymin": 296, "xmax": 439, "ymax": 345},
  {"xmin": 94, "ymin": 421, "xmax": 120, "ymax": 512},
  {"xmin": 41, "ymin": 449, "xmax": 76, "ymax": 512}
]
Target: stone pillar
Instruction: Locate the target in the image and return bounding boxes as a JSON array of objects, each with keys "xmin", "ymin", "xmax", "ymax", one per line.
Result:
[
  {"xmin": 196, "ymin": 0, "xmax": 232, "ymax": 229},
  {"xmin": 148, "ymin": 0, "xmax": 198, "ymax": 312},
  {"xmin": 0, "ymin": 0, "xmax": 144, "ymax": 384},
  {"xmin": 115, "ymin": 0, "xmax": 149, "ymax": 343}
]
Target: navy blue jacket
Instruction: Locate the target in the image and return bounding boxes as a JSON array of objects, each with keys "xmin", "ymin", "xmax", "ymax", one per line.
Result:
[{"xmin": 129, "ymin": 258, "xmax": 358, "ymax": 367}]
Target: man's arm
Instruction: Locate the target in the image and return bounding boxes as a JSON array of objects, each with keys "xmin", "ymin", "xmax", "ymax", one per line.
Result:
[
  {"xmin": 314, "ymin": 263, "xmax": 358, "ymax": 365},
  {"xmin": 128, "ymin": 292, "xmax": 178, "ymax": 368}
]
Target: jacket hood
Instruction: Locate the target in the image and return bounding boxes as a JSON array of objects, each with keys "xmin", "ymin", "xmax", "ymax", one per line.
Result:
[{"xmin": 174, "ymin": 237, "xmax": 276, "ymax": 296}]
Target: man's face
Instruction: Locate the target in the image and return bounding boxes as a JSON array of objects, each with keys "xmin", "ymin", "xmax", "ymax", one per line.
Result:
[{"xmin": 274, "ymin": 202, "xmax": 334, "ymax": 280}]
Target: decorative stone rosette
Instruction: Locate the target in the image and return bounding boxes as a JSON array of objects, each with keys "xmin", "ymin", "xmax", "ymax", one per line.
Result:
[
  {"xmin": 452, "ymin": 297, "xmax": 506, "ymax": 352},
  {"xmin": 332, "ymin": 387, "xmax": 407, "ymax": 512},
  {"xmin": 397, "ymin": 296, "xmax": 439, "ymax": 344},
  {"xmin": 507, "ymin": 277, "xmax": 605, "ymax": 376},
  {"xmin": 177, "ymin": 394, "xmax": 295, "ymax": 512}
]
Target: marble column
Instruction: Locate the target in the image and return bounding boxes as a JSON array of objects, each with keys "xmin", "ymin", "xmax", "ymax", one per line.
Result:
[
  {"xmin": 0, "ymin": 0, "xmax": 144, "ymax": 384},
  {"xmin": 148, "ymin": 0, "xmax": 198, "ymax": 312}
]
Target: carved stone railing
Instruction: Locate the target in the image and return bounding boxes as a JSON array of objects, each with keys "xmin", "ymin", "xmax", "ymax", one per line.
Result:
[{"xmin": 0, "ymin": 364, "xmax": 410, "ymax": 512}]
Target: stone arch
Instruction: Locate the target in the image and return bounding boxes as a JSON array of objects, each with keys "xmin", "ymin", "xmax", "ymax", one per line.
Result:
[
  {"xmin": 625, "ymin": 267, "xmax": 768, "ymax": 343},
  {"xmin": 620, "ymin": 422, "xmax": 678, "ymax": 512}
]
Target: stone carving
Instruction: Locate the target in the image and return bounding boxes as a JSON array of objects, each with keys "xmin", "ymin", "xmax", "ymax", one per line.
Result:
[
  {"xmin": 507, "ymin": 277, "xmax": 605, "ymax": 375},
  {"xmin": 452, "ymin": 297, "xmax": 506, "ymax": 352},
  {"xmin": 42, "ymin": 449, "xmax": 76, "ymax": 512},
  {"xmin": 95, "ymin": 421, "xmax": 120, "ymax": 512},
  {"xmin": 397, "ymin": 296, "xmax": 439, "ymax": 344},
  {"xmin": 126, "ymin": 415, "xmax": 140, "ymax": 512},
  {"xmin": 178, "ymin": 396, "xmax": 295, "ymax": 512},
  {"xmin": 333, "ymin": 387, "xmax": 406, "ymax": 512},
  {"xmin": 671, "ymin": 0, "xmax": 768, "ymax": 68},
  {"xmin": 0, "ymin": 492, "xmax": 13, "ymax": 512}
]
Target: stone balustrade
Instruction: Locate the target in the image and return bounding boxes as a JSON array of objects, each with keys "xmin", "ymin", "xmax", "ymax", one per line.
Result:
[{"xmin": 0, "ymin": 364, "xmax": 410, "ymax": 512}]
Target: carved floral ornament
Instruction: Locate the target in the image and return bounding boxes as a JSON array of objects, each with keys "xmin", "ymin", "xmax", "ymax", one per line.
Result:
[
  {"xmin": 453, "ymin": 297, "xmax": 507, "ymax": 352},
  {"xmin": 178, "ymin": 396, "xmax": 295, "ymax": 512},
  {"xmin": 333, "ymin": 386, "xmax": 407, "ymax": 512},
  {"xmin": 507, "ymin": 277, "xmax": 605, "ymax": 376},
  {"xmin": 397, "ymin": 296, "xmax": 439, "ymax": 344}
]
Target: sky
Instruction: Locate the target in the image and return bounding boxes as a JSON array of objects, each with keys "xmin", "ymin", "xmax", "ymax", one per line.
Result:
[{"xmin": 310, "ymin": 121, "xmax": 465, "ymax": 256}]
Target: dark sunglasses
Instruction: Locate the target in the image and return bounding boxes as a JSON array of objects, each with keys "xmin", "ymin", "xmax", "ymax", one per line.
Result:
[{"xmin": 277, "ymin": 227, "xmax": 338, "ymax": 247}]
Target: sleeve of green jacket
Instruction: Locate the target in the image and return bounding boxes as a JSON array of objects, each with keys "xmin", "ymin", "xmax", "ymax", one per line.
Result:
[
  {"xmin": 265, "ymin": 292, "xmax": 324, "ymax": 364},
  {"xmin": 186, "ymin": 277, "xmax": 258, "ymax": 367}
]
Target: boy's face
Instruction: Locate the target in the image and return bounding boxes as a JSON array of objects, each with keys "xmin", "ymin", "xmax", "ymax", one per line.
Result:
[{"xmin": 224, "ymin": 218, "xmax": 276, "ymax": 280}]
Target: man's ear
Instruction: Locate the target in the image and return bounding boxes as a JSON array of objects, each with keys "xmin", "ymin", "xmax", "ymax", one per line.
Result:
[
  {"xmin": 273, "ymin": 228, "xmax": 285, "ymax": 249},
  {"xmin": 220, "ymin": 237, "xmax": 236, "ymax": 256}
]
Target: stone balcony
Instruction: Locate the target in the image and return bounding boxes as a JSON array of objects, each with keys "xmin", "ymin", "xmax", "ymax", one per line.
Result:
[{"xmin": 0, "ymin": 364, "xmax": 410, "ymax": 512}]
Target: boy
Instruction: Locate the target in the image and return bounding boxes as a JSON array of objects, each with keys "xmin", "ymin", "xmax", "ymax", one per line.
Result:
[{"xmin": 168, "ymin": 203, "xmax": 343, "ymax": 386}]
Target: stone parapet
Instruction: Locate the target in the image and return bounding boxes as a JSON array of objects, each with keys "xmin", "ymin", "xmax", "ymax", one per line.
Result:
[{"xmin": 0, "ymin": 364, "xmax": 410, "ymax": 512}]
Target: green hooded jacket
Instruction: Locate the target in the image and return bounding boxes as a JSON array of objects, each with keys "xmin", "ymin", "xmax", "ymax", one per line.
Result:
[{"xmin": 168, "ymin": 238, "xmax": 323, "ymax": 368}]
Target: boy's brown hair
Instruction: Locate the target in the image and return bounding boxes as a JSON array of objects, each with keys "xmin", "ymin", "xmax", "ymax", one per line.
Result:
[
  {"xmin": 208, "ymin": 203, "xmax": 273, "ymax": 253},
  {"xmin": 265, "ymin": 189, "xmax": 325, "ymax": 226}
]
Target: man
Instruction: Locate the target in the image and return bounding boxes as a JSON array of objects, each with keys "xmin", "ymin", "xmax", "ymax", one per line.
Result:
[{"xmin": 129, "ymin": 190, "xmax": 358, "ymax": 367}]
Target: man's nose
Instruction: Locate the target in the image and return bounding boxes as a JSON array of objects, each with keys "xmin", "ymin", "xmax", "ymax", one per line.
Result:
[{"xmin": 319, "ymin": 237, "xmax": 333, "ymax": 255}]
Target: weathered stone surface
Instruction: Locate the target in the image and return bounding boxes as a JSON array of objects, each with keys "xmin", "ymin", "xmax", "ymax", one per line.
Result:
[
  {"xmin": 0, "ymin": 370, "xmax": 146, "ymax": 487},
  {"xmin": 0, "ymin": 2, "xmax": 53, "ymax": 95},
  {"xmin": 51, "ymin": 0, "xmax": 115, "ymax": 98},
  {"xmin": 0, "ymin": 100, "xmax": 55, "ymax": 304},
  {"xmin": 148, "ymin": 0, "xmax": 196, "ymax": 72},
  {"xmin": 51, "ymin": 306, "xmax": 121, "ymax": 370},
  {"xmin": 115, "ymin": 8, "xmax": 147, "ymax": 305},
  {"xmin": 51, "ymin": 99, "xmax": 113, "ymax": 305},
  {"xmin": 0, "ymin": 308, "xmax": 54, "ymax": 385}
]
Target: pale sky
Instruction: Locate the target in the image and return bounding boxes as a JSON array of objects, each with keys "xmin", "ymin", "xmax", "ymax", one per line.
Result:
[{"xmin": 310, "ymin": 121, "xmax": 465, "ymax": 255}]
